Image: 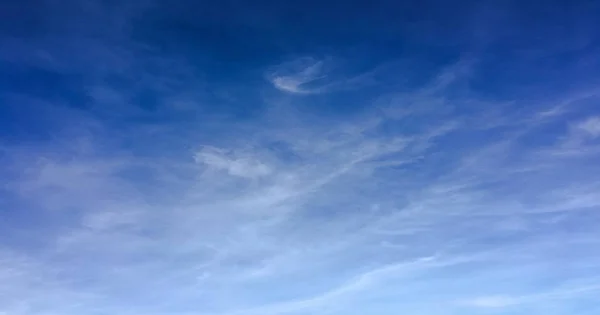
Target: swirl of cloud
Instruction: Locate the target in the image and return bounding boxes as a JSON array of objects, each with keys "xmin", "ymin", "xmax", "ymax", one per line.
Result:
[{"xmin": 266, "ymin": 57, "xmax": 328, "ymax": 94}]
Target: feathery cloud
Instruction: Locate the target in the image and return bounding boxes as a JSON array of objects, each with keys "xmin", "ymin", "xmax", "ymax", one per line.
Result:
[{"xmin": 2, "ymin": 2, "xmax": 600, "ymax": 314}]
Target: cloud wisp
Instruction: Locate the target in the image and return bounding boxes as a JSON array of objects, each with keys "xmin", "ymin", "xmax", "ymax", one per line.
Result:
[
  {"xmin": 3, "ymin": 55, "xmax": 600, "ymax": 315},
  {"xmin": 267, "ymin": 57, "xmax": 327, "ymax": 94},
  {"xmin": 2, "ymin": 2, "xmax": 600, "ymax": 315},
  {"xmin": 265, "ymin": 57, "xmax": 392, "ymax": 95}
]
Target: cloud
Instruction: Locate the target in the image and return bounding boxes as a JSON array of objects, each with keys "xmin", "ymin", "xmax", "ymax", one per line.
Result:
[
  {"xmin": 5, "ymin": 66, "xmax": 600, "ymax": 315},
  {"xmin": 194, "ymin": 146, "xmax": 272, "ymax": 178},
  {"xmin": 575, "ymin": 116, "xmax": 600, "ymax": 138},
  {"xmin": 266, "ymin": 57, "xmax": 394, "ymax": 95},
  {"xmin": 545, "ymin": 115, "xmax": 600, "ymax": 156},
  {"xmin": 3, "ymin": 4, "xmax": 600, "ymax": 314},
  {"xmin": 267, "ymin": 57, "xmax": 326, "ymax": 94},
  {"xmin": 461, "ymin": 284, "xmax": 600, "ymax": 309}
]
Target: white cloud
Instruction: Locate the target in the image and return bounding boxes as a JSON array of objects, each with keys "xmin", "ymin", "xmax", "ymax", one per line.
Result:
[
  {"xmin": 576, "ymin": 116, "xmax": 600, "ymax": 138},
  {"xmin": 266, "ymin": 57, "xmax": 393, "ymax": 95},
  {"xmin": 267, "ymin": 57, "xmax": 326, "ymax": 94},
  {"xmin": 546, "ymin": 115, "xmax": 600, "ymax": 156},
  {"xmin": 194, "ymin": 146, "xmax": 272, "ymax": 178},
  {"xmin": 3, "ymin": 41, "xmax": 600, "ymax": 315}
]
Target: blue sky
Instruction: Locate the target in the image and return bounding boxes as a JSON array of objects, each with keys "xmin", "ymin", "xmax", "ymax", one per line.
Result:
[{"xmin": 1, "ymin": 0, "xmax": 600, "ymax": 314}]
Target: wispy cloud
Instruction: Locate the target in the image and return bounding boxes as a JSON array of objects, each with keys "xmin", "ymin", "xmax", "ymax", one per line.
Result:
[
  {"xmin": 265, "ymin": 57, "xmax": 395, "ymax": 95},
  {"xmin": 267, "ymin": 57, "xmax": 327, "ymax": 94},
  {"xmin": 3, "ymin": 2, "xmax": 600, "ymax": 315},
  {"xmin": 575, "ymin": 116, "xmax": 600, "ymax": 138},
  {"xmin": 3, "ymin": 62, "xmax": 599, "ymax": 314},
  {"xmin": 461, "ymin": 284, "xmax": 600, "ymax": 309},
  {"xmin": 194, "ymin": 146, "xmax": 272, "ymax": 178}
]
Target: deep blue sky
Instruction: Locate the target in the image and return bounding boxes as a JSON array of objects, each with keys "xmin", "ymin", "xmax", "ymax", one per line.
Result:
[{"xmin": 1, "ymin": 1, "xmax": 600, "ymax": 314}]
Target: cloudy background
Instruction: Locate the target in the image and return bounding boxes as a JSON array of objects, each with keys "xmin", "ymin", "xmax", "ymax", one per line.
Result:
[{"xmin": 1, "ymin": 0, "xmax": 600, "ymax": 314}]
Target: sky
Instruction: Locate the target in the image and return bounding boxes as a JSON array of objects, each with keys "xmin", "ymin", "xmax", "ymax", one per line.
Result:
[{"xmin": 1, "ymin": 0, "xmax": 600, "ymax": 314}]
